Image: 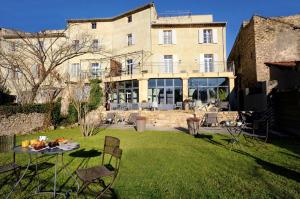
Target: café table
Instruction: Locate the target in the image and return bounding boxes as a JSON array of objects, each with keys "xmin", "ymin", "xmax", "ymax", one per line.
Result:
[{"xmin": 7, "ymin": 142, "xmax": 80, "ymax": 199}]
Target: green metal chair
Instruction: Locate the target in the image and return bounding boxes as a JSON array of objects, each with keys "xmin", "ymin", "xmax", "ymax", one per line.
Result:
[
  {"xmin": 76, "ymin": 136, "xmax": 122, "ymax": 198},
  {"xmin": 0, "ymin": 134, "xmax": 21, "ymax": 182}
]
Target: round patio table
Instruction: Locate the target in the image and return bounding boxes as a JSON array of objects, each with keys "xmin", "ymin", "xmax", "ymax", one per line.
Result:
[{"xmin": 7, "ymin": 142, "xmax": 80, "ymax": 199}]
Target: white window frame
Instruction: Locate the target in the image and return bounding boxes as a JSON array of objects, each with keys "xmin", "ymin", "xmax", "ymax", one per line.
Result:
[
  {"xmin": 92, "ymin": 39, "xmax": 99, "ymax": 50},
  {"xmin": 163, "ymin": 55, "xmax": 173, "ymax": 73},
  {"xmin": 204, "ymin": 54, "xmax": 214, "ymax": 72},
  {"xmin": 91, "ymin": 63, "xmax": 100, "ymax": 77},
  {"xmin": 203, "ymin": 29, "xmax": 213, "ymax": 43},
  {"xmin": 127, "ymin": 33, "xmax": 133, "ymax": 46},
  {"xmin": 163, "ymin": 30, "xmax": 172, "ymax": 45},
  {"xmin": 73, "ymin": 40, "xmax": 80, "ymax": 50},
  {"xmin": 71, "ymin": 63, "xmax": 81, "ymax": 77},
  {"xmin": 91, "ymin": 22, "xmax": 97, "ymax": 29},
  {"xmin": 126, "ymin": 59, "xmax": 133, "ymax": 75},
  {"xmin": 127, "ymin": 15, "xmax": 132, "ymax": 23}
]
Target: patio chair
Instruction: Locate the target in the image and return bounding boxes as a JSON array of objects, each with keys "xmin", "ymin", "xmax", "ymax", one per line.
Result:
[
  {"xmin": 105, "ymin": 113, "xmax": 116, "ymax": 124},
  {"xmin": 243, "ymin": 119, "xmax": 269, "ymax": 144},
  {"xmin": 126, "ymin": 112, "xmax": 139, "ymax": 126},
  {"xmin": 141, "ymin": 102, "xmax": 151, "ymax": 110},
  {"xmin": 203, "ymin": 112, "xmax": 219, "ymax": 127},
  {"xmin": 216, "ymin": 101, "xmax": 229, "ymax": 111},
  {"xmin": 175, "ymin": 102, "xmax": 183, "ymax": 110},
  {"xmin": 131, "ymin": 103, "xmax": 139, "ymax": 110},
  {"xmin": 76, "ymin": 136, "xmax": 122, "ymax": 198},
  {"xmin": 0, "ymin": 135, "xmax": 21, "ymax": 183}
]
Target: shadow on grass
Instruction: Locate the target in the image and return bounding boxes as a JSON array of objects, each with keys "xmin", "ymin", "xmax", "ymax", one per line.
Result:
[
  {"xmin": 195, "ymin": 133, "xmax": 228, "ymax": 148},
  {"xmin": 279, "ymin": 151, "xmax": 300, "ymax": 159},
  {"xmin": 271, "ymin": 137, "xmax": 300, "ymax": 156},
  {"xmin": 69, "ymin": 149, "xmax": 102, "ymax": 158},
  {"xmin": 233, "ymin": 149, "xmax": 300, "ymax": 183},
  {"xmin": 174, "ymin": 127, "xmax": 189, "ymax": 134},
  {"xmin": 197, "ymin": 133, "xmax": 300, "ymax": 183}
]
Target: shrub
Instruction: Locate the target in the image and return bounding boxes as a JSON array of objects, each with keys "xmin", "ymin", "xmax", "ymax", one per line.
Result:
[{"xmin": 88, "ymin": 79, "xmax": 102, "ymax": 110}]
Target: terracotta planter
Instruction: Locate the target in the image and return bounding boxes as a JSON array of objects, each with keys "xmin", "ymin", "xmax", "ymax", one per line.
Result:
[
  {"xmin": 136, "ymin": 116, "xmax": 146, "ymax": 132},
  {"xmin": 186, "ymin": 117, "xmax": 200, "ymax": 135}
]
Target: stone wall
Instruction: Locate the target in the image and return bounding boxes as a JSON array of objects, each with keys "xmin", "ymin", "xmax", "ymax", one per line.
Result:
[
  {"xmin": 0, "ymin": 113, "xmax": 46, "ymax": 135},
  {"xmin": 229, "ymin": 14, "xmax": 300, "ymax": 90},
  {"xmin": 254, "ymin": 15, "xmax": 300, "ymax": 85},
  {"xmin": 105, "ymin": 110, "xmax": 238, "ymax": 128},
  {"xmin": 228, "ymin": 19, "xmax": 257, "ymax": 89}
]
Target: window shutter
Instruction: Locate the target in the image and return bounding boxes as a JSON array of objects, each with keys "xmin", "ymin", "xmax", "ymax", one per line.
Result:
[
  {"xmin": 172, "ymin": 30, "xmax": 177, "ymax": 44},
  {"xmin": 214, "ymin": 54, "xmax": 218, "ymax": 72},
  {"xmin": 198, "ymin": 29, "xmax": 204, "ymax": 44},
  {"xmin": 133, "ymin": 34, "xmax": 136, "ymax": 45},
  {"xmin": 161, "ymin": 55, "xmax": 165, "ymax": 73},
  {"xmin": 199, "ymin": 54, "xmax": 205, "ymax": 72},
  {"xmin": 173, "ymin": 55, "xmax": 178, "ymax": 73},
  {"xmin": 69, "ymin": 64, "xmax": 73, "ymax": 77},
  {"xmin": 158, "ymin": 30, "xmax": 163, "ymax": 44},
  {"xmin": 213, "ymin": 29, "xmax": 218, "ymax": 43},
  {"xmin": 126, "ymin": 35, "xmax": 129, "ymax": 46}
]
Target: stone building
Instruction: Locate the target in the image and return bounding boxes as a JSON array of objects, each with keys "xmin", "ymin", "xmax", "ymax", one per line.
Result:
[
  {"xmin": 0, "ymin": 3, "xmax": 235, "ymax": 108},
  {"xmin": 228, "ymin": 14, "xmax": 300, "ymax": 111}
]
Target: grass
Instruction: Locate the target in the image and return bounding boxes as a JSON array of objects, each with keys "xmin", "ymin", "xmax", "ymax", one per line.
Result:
[{"xmin": 0, "ymin": 128, "xmax": 299, "ymax": 199}]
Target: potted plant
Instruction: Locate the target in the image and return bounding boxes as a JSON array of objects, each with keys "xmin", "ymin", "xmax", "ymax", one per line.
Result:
[
  {"xmin": 136, "ymin": 116, "xmax": 146, "ymax": 132},
  {"xmin": 186, "ymin": 115, "xmax": 200, "ymax": 135}
]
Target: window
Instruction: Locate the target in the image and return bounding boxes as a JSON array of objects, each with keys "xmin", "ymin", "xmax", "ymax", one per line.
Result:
[
  {"xmin": 127, "ymin": 15, "xmax": 132, "ymax": 23},
  {"xmin": 91, "ymin": 63, "xmax": 100, "ymax": 77},
  {"xmin": 204, "ymin": 54, "xmax": 214, "ymax": 72},
  {"xmin": 127, "ymin": 34, "xmax": 133, "ymax": 46},
  {"xmin": 126, "ymin": 59, "xmax": 133, "ymax": 75},
  {"xmin": 92, "ymin": 39, "xmax": 99, "ymax": 50},
  {"xmin": 163, "ymin": 30, "xmax": 172, "ymax": 44},
  {"xmin": 148, "ymin": 78, "xmax": 182, "ymax": 104},
  {"xmin": 188, "ymin": 78, "xmax": 229, "ymax": 103},
  {"xmin": 70, "ymin": 63, "xmax": 81, "ymax": 77},
  {"xmin": 203, "ymin": 29, "xmax": 213, "ymax": 43},
  {"xmin": 163, "ymin": 55, "xmax": 173, "ymax": 73},
  {"xmin": 109, "ymin": 80, "xmax": 139, "ymax": 103},
  {"xmin": 91, "ymin": 22, "xmax": 97, "ymax": 29},
  {"xmin": 73, "ymin": 40, "xmax": 79, "ymax": 50}
]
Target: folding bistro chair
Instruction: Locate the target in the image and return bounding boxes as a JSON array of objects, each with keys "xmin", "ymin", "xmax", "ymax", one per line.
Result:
[
  {"xmin": 243, "ymin": 119, "xmax": 269, "ymax": 145},
  {"xmin": 105, "ymin": 113, "xmax": 116, "ymax": 124},
  {"xmin": 126, "ymin": 113, "xmax": 139, "ymax": 126},
  {"xmin": 203, "ymin": 112, "xmax": 219, "ymax": 127},
  {"xmin": 0, "ymin": 134, "xmax": 21, "ymax": 184},
  {"xmin": 76, "ymin": 136, "xmax": 122, "ymax": 198}
]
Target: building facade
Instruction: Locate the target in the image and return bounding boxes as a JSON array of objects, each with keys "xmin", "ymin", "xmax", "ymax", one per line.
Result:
[
  {"xmin": 1, "ymin": 3, "xmax": 234, "ymax": 106},
  {"xmin": 228, "ymin": 14, "xmax": 300, "ymax": 111}
]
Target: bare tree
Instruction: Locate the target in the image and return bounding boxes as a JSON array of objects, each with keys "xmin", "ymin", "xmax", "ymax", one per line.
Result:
[
  {"xmin": 67, "ymin": 77, "xmax": 102, "ymax": 137},
  {"xmin": 0, "ymin": 28, "xmax": 102, "ymax": 104}
]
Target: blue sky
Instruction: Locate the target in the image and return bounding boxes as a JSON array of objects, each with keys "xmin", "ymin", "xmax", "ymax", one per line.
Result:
[{"xmin": 0, "ymin": 0, "xmax": 299, "ymax": 56}]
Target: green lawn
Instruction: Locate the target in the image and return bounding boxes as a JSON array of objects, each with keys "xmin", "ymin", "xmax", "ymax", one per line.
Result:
[{"xmin": 0, "ymin": 128, "xmax": 299, "ymax": 199}]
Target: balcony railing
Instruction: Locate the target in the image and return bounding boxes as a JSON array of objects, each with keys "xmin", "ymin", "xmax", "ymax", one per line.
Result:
[
  {"xmin": 142, "ymin": 61, "xmax": 235, "ymax": 74},
  {"xmin": 67, "ymin": 61, "xmax": 235, "ymax": 81}
]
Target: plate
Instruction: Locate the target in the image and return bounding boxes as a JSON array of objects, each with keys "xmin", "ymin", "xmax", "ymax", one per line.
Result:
[{"xmin": 30, "ymin": 146, "xmax": 49, "ymax": 152}]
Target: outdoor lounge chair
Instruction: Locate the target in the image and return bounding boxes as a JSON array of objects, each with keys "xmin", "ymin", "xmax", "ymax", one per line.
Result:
[
  {"xmin": 126, "ymin": 113, "xmax": 139, "ymax": 126},
  {"xmin": 105, "ymin": 112, "xmax": 116, "ymax": 124},
  {"xmin": 0, "ymin": 135, "xmax": 21, "ymax": 183},
  {"xmin": 76, "ymin": 136, "xmax": 122, "ymax": 198},
  {"xmin": 203, "ymin": 112, "xmax": 219, "ymax": 126}
]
